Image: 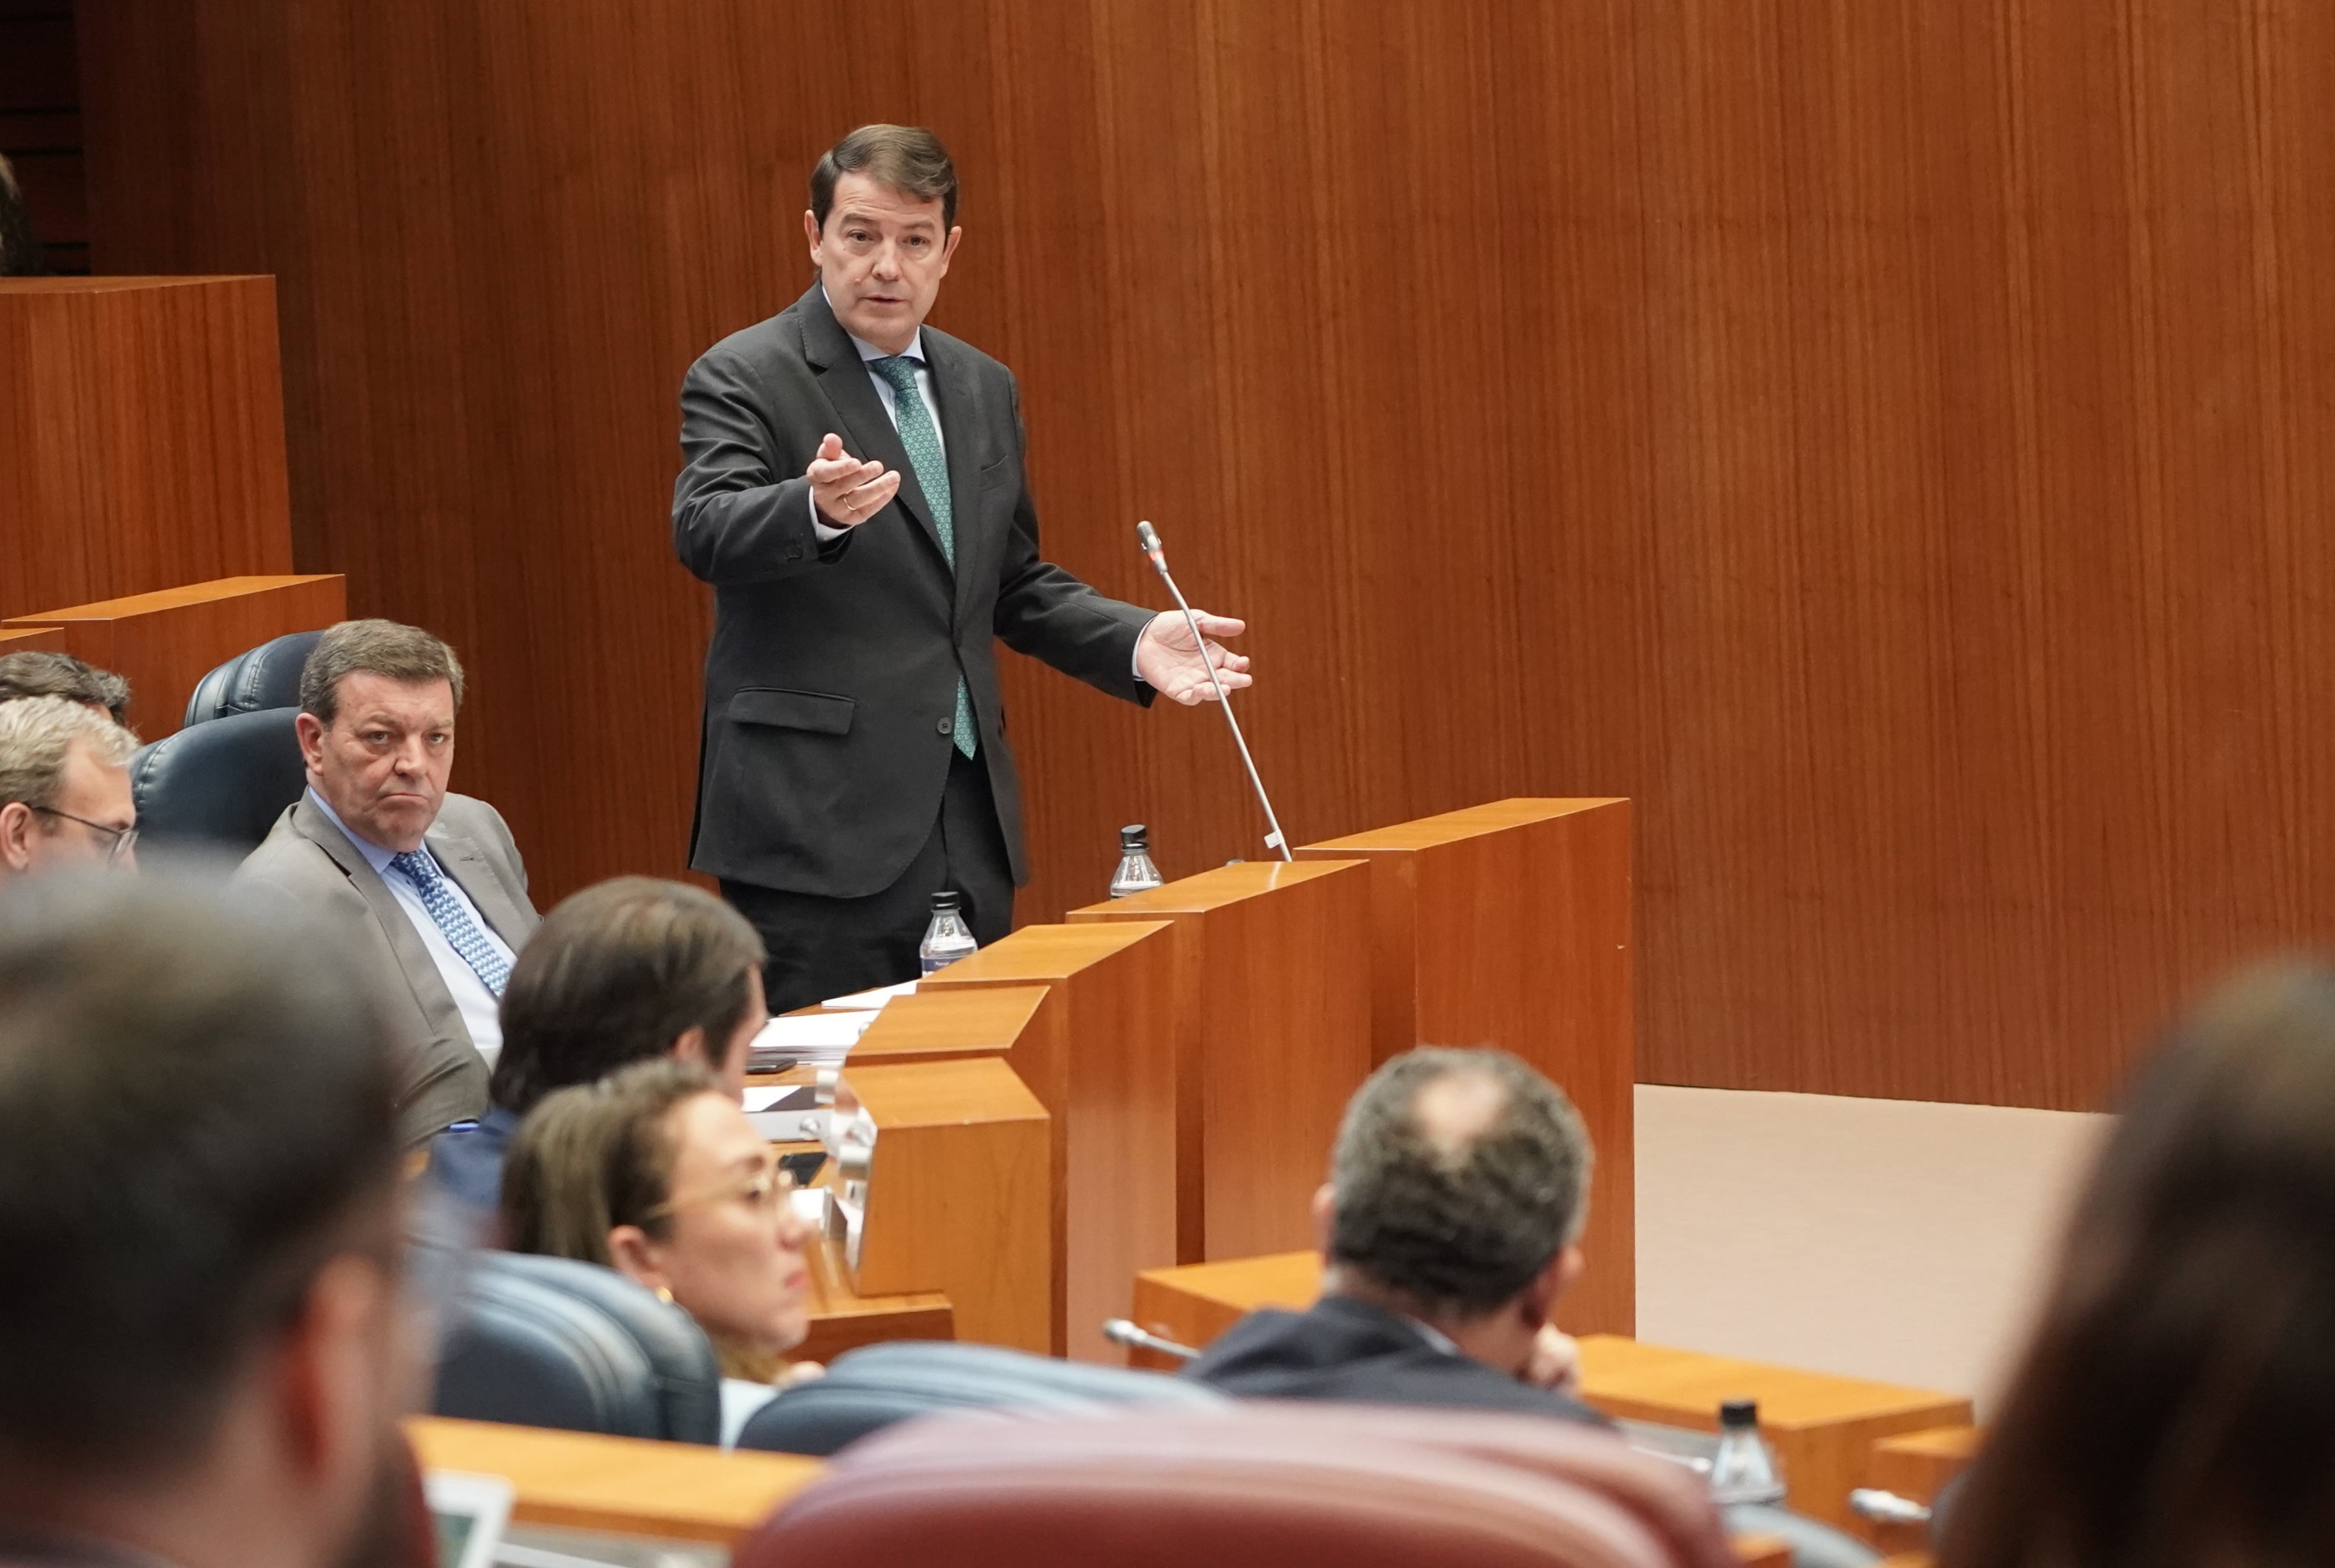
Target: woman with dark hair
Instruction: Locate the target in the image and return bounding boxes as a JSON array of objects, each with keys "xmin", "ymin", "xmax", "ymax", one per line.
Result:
[
  {"xmin": 502, "ymin": 1058, "xmax": 821, "ymax": 1442},
  {"xmin": 1940, "ymin": 961, "xmax": 2335, "ymax": 1568}
]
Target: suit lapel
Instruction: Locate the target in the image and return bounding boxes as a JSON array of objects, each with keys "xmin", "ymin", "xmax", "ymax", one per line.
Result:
[
  {"xmin": 291, "ymin": 796, "xmax": 473, "ymax": 1049},
  {"xmin": 427, "ymin": 823, "xmax": 530, "ymax": 950},
  {"xmin": 795, "ymin": 285, "xmax": 952, "ymax": 570},
  {"xmin": 926, "ymin": 331, "xmax": 988, "ymax": 628}
]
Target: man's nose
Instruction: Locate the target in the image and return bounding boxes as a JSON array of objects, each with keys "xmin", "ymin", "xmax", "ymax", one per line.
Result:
[
  {"xmin": 392, "ymin": 738, "xmax": 429, "ymax": 774},
  {"xmin": 870, "ymin": 240, "xmax": 903, "ymax": 279}
]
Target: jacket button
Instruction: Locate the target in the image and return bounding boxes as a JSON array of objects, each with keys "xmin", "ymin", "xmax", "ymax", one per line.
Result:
[{"xmin": 937, "ymin": 718, "xmax": 953, "ymax": 735}]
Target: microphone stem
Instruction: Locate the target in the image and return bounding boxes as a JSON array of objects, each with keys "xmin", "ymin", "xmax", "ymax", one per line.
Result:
[{"xmin": 1150, "ymin": 554, "xmax": 1291, "ymax": 861}]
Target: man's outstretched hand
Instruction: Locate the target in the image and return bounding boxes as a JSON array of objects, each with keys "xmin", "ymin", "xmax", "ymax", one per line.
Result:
[
  {"xmin": 806, "ymin": 432, "xmax": 900, "ymax": 528},
  {"xmin": 1135, "ymin": 610, "xmax": 1253, "ymax": 706}
]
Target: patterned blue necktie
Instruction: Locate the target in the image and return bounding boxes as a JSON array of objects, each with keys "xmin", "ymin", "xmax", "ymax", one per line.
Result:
[
  {"xmin": 389, "ymin": 848, "xmax": 513, "ymax": 997},
  {"xmin": 870, "ymin": 354, "xmax": 977, "ymax": 760}
]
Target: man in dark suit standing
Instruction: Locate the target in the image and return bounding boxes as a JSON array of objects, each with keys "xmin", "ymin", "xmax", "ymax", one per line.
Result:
[
  {"xmin": 674, "ymin": 124, "xmax": 1251, "ymax": 1012},
  {"xmin": 1182, "ymin": 1048, "xmax": 1604, "ymax": 1426}
]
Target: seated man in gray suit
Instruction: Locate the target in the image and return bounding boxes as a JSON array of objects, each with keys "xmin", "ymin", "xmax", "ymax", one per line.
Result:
[{"xmin": 239, "ymin": 619, "xmax": 538, "ymax": 1144}]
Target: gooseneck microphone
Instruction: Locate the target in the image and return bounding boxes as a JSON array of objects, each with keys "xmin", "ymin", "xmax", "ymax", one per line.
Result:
[{"xmin": 1136, "ymin": 520, "xmax": 1292, "ymax": 861}]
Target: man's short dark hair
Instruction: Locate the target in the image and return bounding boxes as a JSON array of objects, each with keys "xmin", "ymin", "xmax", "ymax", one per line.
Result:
[
  {"xmin": 300, "ymin": 618, "xmax": 465, "ymax": 725},
  {"xmin": 810, "ymin": 124, "xmax": 959, "ymax": 231},
  {"xmin": 489, "ymin": 876, "xmax": 767, "ymax": 1116},
  {"xmin": 1327, "ymin": 1047, "xmax": 1592, "ymax": 1317},
  {"xmin": 0, "ymin": 651, "xmax": 131, "ymax": 725},
  {"xmin": 0, "ymin": 876, "xmax": 400, "ymax": 1477}
]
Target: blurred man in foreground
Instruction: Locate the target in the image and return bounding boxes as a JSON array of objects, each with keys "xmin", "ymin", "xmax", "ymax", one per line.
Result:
[
  {"xmin": 1184, "ymin": 1046, "xmax": 1598, "ymax": 1422},
  {"xmin": 0, "ymin": 696, "xmax": 138, "ymax": 879},
  {"xmin": 0, "ymin": 877, "xmax": 414, "ymax": 1568}
]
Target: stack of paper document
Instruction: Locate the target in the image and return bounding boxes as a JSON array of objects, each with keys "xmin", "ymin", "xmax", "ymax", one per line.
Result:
[
  {"xmin": 821, "ymin": 979, "xmax": 917, "ymax": 1010},
  {"xmin": 747, "ymin": 1010, "xmax": 875, "ymax": 1072}
]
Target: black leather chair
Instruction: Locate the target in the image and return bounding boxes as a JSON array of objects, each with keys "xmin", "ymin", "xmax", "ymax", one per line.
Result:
[
  {"xmin": 128, "ymin": 707, "xmax": 305, "ymax": 859},
  {"xmin": 734, "ymin": 1339, "xmax": 1231, "ymax": 1457},
  {"xmin": 432, "ymin": 1252, "xmax": 723, "ymax": 1445},
  {"xmin": 181, "ymin": 629, "xmax": 324, "ymax": 727}
]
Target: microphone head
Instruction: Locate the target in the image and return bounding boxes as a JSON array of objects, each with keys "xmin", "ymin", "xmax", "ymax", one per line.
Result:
[{"xmin": 1135, "ymin": 521, "xmax": 1162, "ymax": 553}]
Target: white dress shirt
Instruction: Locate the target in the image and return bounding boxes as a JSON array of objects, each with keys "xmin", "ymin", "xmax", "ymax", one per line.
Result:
[{"xmin": 306, "ymin": 787, "xmax": 512, "ymax": 1066}]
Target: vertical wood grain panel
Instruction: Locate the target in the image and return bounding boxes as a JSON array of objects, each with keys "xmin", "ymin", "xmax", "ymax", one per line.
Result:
[{"xmin": 75, "ymin": 0, "xmax": 2335, "ymax": 1110}]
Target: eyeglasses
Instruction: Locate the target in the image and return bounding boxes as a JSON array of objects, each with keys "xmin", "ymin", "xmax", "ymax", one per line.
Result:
[
  {"xmin": 30, "ymin": 805, "xmax": 138, "ymax": 866},
  {"xmin": 648, "ymin": 1154, "xmax": 799, "ymax": 1223}
]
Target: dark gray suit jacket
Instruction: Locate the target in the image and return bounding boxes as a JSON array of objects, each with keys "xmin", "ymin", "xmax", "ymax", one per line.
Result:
[
  {"xmin": 236, "ymin": 792, "xmax": 538, "ymax": 1145},
  {"xmin": 673, "ymin": 284, "xmax": 1155, "ymax": 899}
]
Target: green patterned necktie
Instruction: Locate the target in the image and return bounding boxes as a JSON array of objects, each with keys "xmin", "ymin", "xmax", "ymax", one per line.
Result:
[{"xmin": 871, "ymin": 354, "xmax": 976, "ymax": 760}]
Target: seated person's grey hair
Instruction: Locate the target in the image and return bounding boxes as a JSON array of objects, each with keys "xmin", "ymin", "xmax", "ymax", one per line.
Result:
[
  {"xmin": 1327, "ymin": 1047, "xmax": 1592, "ymax": 1317},
  {"xmin": 0, "ymin": 696, "xmax": 137, "ymax": 811},
  {"xmin": 300, "ymin": 619, "xmax": 466, "ymax": 724}
]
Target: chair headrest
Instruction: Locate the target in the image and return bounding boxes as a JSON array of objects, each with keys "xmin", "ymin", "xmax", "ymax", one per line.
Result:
[
  {"xmin": 130, "ymin": 707, "xmax": 306, "ymax": 859},
  {"xmin": 430, "ymin": 1251, "xmax": 722, "ymax": 1446},
  {"xmin": 182, "ymin": 629, "xmax": 325, "ymax": 727},
  {"xmin": 734, "ymin": 1338, "xmax": 1229, "ymax": 1457},
  {"xmin": 739, "ymin": 1404, "xmax": 1737, "ymax": 1568}
]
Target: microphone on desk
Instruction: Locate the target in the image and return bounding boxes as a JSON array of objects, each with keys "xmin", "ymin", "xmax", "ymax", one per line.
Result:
[
  {"xmin": 1102, "ymin": 1317, "xmax": 1200, "ymax": 1361},
  {"xmin": 1135, "ymin": 520, "xmax": 1292, "ymax": 861}
]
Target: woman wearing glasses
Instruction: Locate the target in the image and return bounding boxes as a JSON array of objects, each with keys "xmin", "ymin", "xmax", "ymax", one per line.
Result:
[{"xmin": 502, "ymin": 1058, "xmax": 823, "ymax": 1442}]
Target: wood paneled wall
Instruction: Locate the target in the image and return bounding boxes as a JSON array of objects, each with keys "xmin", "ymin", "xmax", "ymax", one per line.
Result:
[{"xmin": 76, "ymin": 0, "xmax": 2335, "ymax": 1110}]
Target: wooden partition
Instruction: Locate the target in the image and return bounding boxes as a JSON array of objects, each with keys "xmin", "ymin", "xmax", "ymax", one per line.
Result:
[
  {"xmin": 1300, "ymin": 799, "xmax": 1634, "ymax": 1335},
  {"xmin": 0, "ymin": 627, "xmax": 67, "ymax": 656},
  {"xmin": 0, "ymin": 277, "xmax": 292, "ymax": 620},
  {"xmin": 921, "ymin": 921, "xmax": 1182, "ymax": 1360},
  {"xmin": 1069, "ymin": 861, "xmax": 1373, "ymax": 1263},
  {"xmin": 6, "ymin": 573, "xmax": 344, "ymax": 736},
  {"xmin": 833, "ymin": 1055, "xmax": 1051, "ymax": 1353}
]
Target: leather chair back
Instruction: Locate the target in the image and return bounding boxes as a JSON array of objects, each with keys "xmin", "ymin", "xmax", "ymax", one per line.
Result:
[
  {"xmin": 129, "ymin": 707, "xmax": 306, "ymax": 859},
  {"xmin": 738, "ymin": 1404, "xmax": 1739, "ymax": 1568},
  {"xmin": 733, "ymin": 1338, "xmax": 1230, "ymax": 1457},
  {"xmin": 182, "ymin": 629, "xmax": 324, "ymax": 727},
  {"xmin": 431, "ymin": 1252, "xmax": 722, "ymax": 1445}
]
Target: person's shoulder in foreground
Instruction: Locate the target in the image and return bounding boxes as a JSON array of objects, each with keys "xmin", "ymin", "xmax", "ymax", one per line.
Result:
[
  {"xmin": 1182, "ymin": 1045, "xmax": 1606, "ymax": 1427},
  {"xmin": 0, "ymin": 874, "xmax": 418, "ymax": 1568}
]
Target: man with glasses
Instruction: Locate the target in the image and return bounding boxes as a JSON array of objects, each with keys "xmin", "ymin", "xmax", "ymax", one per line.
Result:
[{"xmin": 0, "ymin": 696, "xmax": 138, "ymax": 878}]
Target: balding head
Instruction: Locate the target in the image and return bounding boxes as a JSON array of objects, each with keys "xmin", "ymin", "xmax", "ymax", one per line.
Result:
[{"xmin": 1325, "ymin": 1048, "xmax": 1592, "ymax": 1320}]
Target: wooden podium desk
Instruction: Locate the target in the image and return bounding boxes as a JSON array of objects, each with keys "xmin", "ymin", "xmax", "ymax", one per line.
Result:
[
  {"xmin": 921, "ymin": 921, "xmax": 1181, "ymax": 1360},
  {"xmin": 5, "ymin": 573, "xmax": 345, "ymax": 737},
  {"xmin": 407, "ymin": 1417, "xmax": 818, "ymax": 1546},
  {"xmin": 1070, "ymin": 861, "xmax": 1374, "ymax": 1265},
  {"xmin": 1300, "ymin": 798, "xmax": 1634, "ymax": 1334},
  {"xmin": 1129, "ymin": 1251, "xmax": 1971, "ymax": 1529},
  {"xmin": 0, "ymin": 277, "xmax": 294, "ymax": 622}
]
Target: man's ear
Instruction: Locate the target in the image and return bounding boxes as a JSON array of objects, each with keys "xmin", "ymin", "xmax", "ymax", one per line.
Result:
[
  {"xmin": 0, "ymin": 801, "xmax": 37, "ymax": 870},
  {"xmin": 669, "ymin": 1024, "xmax": 710, "ymax": 1070},
  {"xmin": 1521, "ymin": 1245, "xmax": 1586, "ymax": 1329},
  {"xmin": 1309, "ymin": 1182, "xmax": 1336, "ymax": 1254},
  {"xmin": 273, "ymin": 1251, "xmax": 398, "ymax": 1485},
  {"xmin": 607, "ymin": 1225, "xmax": 669, "ymax": 1296},
  {"xmin": 294, "ymin": 711, "xmax": 329, "ymax": 776},
  {"xmin": 803, "ymin": 208, "xmax": 824, "ymax": 265}
]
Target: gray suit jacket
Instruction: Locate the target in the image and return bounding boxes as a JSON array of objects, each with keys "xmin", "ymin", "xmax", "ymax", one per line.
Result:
[
  {"xmin": 673, "ymin": 284, "xmax": 1155, "ymax": 899},
  {"xmin": 237, "ymin": 792, "xmax": 538, "ymax": 1145}
]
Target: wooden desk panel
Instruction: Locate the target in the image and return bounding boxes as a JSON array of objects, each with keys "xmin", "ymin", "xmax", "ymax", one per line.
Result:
[
  {"xmin": 0, "ymin": 627, "xmax": 67, "ymax": 654},
  {"xmin": 924, "ymin": 921, "xmax": 1182, "ymax": 1360},
  {"xmin": 1301, "ymin": 798, "xmax": 1635, "ymax": 1335},
  {"xmin": 843, "ymin": 985, "xmax": 1047, "ymax": 1066},
  {"xmin": 407, "ymin": 1416, "xmax": 819, "ymax": 1545},
  {"xmin": 794, "ymin": 1231, "xmax": 953, "ymax": 1365},
  {"xmin": 0, "ymin": 277, "xmax": 293, "ymax": 621},
  {"xmin": 1071, "ymin": 861, "xmax": 1374, "ymax": 1263},
  {"xmin": 838, "ymin": 1057, "xmax": 1051, "ymax": 1354},
  {"xmin": 1129, "ymin": 1252, "xmax": 1971, "ymax": 1527},
  {"xmin": 6, "ymin": 573, "xmax": 344, "ymax": 737}
]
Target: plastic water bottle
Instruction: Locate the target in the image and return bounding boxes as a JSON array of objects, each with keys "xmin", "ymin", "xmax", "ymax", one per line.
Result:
[
  {"xmin": 917, "ymin": 891, "xmax": 977, "ymax": 975},
  {"xmin": 1708, "ymin": 1398, "xmax": 1786, "ymax": 1505},
  {"xmin": 1108, "ymin": 824, "xmax": 1164, "ymax": 899}
]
